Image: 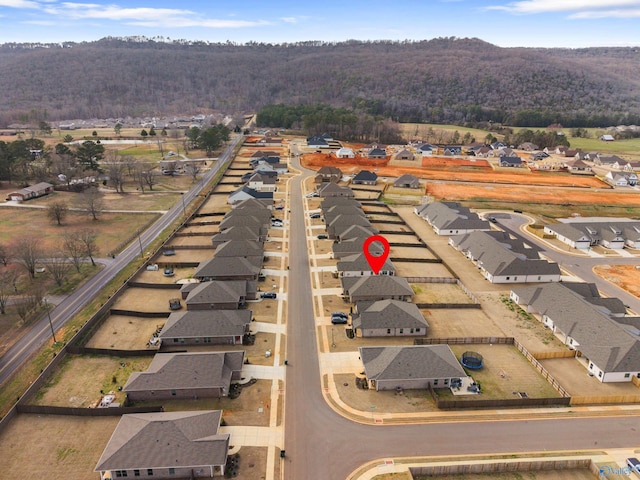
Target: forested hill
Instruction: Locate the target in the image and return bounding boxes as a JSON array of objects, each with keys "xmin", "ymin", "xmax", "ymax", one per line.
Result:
[{"xmin": 1, "ymin": 36, "xmax": 640, "ymax": 127}]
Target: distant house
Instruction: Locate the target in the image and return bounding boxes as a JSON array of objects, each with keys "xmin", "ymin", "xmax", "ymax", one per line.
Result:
[
  {"xmin": 605, "ymin": 172, "xmax": 630, "ymax": 187},
  {"xmin": 417, "ymin": 144, "xmax": 434, "ymax": 156},
  {"xmin": 352, "ymin": 300, "xmax": 428, "ymax": 338},
  {"xmin": 315, "ymin": 166, "xmax": 342, "ymax": 183},
  {"xmin": 394, "ymin": 149, "xmax": 415, "ymax": 161},
  {"xmin": 499, "ymin": 156, "xmax": 523, "ymax": 168},
  {"xmin": 352, "ymin": 170, "xmax": 378, "ymax": 185},
  {"xmin": 414, "ymin": 202, "xmax": 490, "ymax": 236},
  {"xmin": 517, "ymin": 142, "xmax": 539, "ymax": 151},
  {"xmin": 247, "ymin": 173, "xmax": 277, "ymax": 192},
  {"xmin": 317, "ymin": 182, "xmax": 354, "ymax": 198},
  {"xmin": 473, "ymin": 146, "xmax": 492, "ymax": 158},
  {"xmin": 211, "ymin": 226, "xmax": 266, "ymax": 247},
  {"xmin": 95, "ymin": 411, "xmax": 230, "ymax": 479},
  {"xmin": 227, "ymin": 186, "xmax": 274, "ymax": 205},
  {"xmin": 194, "ymin": 255, "xmax": 262, "ymax": 282},
  {"xmin": 218, "ymin": 215, "xmax": 269, "ymax": 236},
  {"xmin": 7, "ymin": 182, "xmax": 53, "ymax": 202},
  {"xmin": 564, "ymin": 159, "xmax": 593, "ymax": 174},
  {"xmin": 544, "ymin": 219, "xmax": 640, "ymax": 250},
  {"xmin": 595, "ymin": 154, "xmax": 624, "ymax": 167},
  {"xmin": 341, "ymin": 275, "xmax": 413, "ymax": 303},
  {"xmin": 123, "ymin": 351, "xmax": 245, "ymax": 401},
  {"xmin": 336, "ymin": 147, "xmax": 355, "ymax": 158},
  {"xmin": 359, "ymin": 345, "xmax": 465, "ymax": 391},
  {"xmin": 307, "ymin": 135, "xmax": 329, "ymax": 148},
  {"xmin": 214, "ymin": 240, "xmax": 264, "ymax": 258},
  {"xmin": 159, "ymin": 309, "xmax": 252, "ymax": 346},
  {"xmin": 250, "ymin": 150, "xmax": 279, "ymax": 158},
  {"xmin": 327, "ymin": 214, "xmax": 373, "ymax": 239},
  {"xmin": 368, "ymin": 148, "xmax": 387, "ymax": 159},
  {"xmin": 600, "ymin": 134, "xmax": 615, "ymax": 142},
  {"xmin": 496, "ymin": 147, "xmax": 514, "ymax": 157},
  {"xmin": 443, "ymin": 145, "xmax": 462, "ymax": 156},
  {"xmin": 393, "ymin": 174, "xmax": 420, "ymax": 189}
]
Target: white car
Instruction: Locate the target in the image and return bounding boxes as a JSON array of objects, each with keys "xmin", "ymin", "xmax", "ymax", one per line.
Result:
[{"xmin": 305, "ymin": 192, "xmax": 319, "ymax": 198}]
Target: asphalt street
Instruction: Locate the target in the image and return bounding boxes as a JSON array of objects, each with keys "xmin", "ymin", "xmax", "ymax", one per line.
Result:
[{"xmin": 284, "ymin": 153, "xmax": 640, "ymax": 479}]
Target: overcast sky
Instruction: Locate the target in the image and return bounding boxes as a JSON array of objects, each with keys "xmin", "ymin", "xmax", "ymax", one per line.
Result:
[{"xmin": 1, "ymin": 0, "xmax": 640, "ymax": 48}]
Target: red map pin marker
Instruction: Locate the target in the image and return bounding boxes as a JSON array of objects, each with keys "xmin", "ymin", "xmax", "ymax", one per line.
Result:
[{"xmin": 363, "ymin": 235, "xmax": 390, "ymax": 275}]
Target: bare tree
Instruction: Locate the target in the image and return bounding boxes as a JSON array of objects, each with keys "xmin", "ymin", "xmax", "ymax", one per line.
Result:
[
  {"xmin": 107, "ymin": 154, "xmax": 127, "ymax": 193},
  {"xmin": 47, "ymin": 200, "xmax": 69, "ymax": 226},
  {"xmin": 45, "ymin": 251, "xmax": 71, "ymax": 287},
  {"xmin": 12, "ymin": 236, "xmax": 42, "ymax": 279},
  {"xmin": 78, "ymin": 229, "xmax": 99, "ymax": 266},
  {"xmin": 0, "ymin": 243, "xmax": 9, "ymax": 266},
  {"xmin": 184, "ymin": 162, "xmax": 201, "ymax": 183},
  {"xmin": 63, "ymin": 233, "xmax": 85, "ymax": 273},
  {"xmin": 78, "ymin": 186, "xmax": 104, "ymax": 221},
  {"xmin": 15, "ymin": 297, "xmax": 31, "ymax": 323},
  {"xmin": 140, "ymin": 167, "xmax": 157, "ymax": 191},
  {"xmin": 0, "ymin": 270, "xmax": 13, "ymax": 314}
]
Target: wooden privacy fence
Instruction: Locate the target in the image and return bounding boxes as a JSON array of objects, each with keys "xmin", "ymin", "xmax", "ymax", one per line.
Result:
[
  {"xmin": 16, "ymin": 404, "xmax": 163, "ymax": 416},
  {"xmin": 66, "ymin": 346, "xmax": 158, "ymax": 356},
  {"xmin": 408, "ymin": 458, "xmax": 593, "ymax": 477},
  {"xmin": 513, "ymin": 338, "xmax": 571, "ymax": 398}
]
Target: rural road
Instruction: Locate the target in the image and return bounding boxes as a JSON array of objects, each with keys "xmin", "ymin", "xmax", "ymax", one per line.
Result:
[
  {"xmin": 283, "ymin": 151, "xmax": 640, "ymax": 479},
  {"xmin": 0, "ymin": 134, "xmax": 243, "ymax": 387}
]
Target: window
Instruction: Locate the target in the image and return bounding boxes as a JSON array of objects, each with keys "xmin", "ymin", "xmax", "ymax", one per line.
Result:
[
  {"xmin": 386, "ymin": 329, "xmax": 391, "ymax": 334},
  {"xmin": 204, "ymin": 337, "xmax": 212, "ymax": 343},
  {"xmin": 444, "ymin": 379, "xmax": 449, "ymax": 385},
  {"xmin": 625, "ymin": 373, "xmax": 631, "ymax": 378},
  {"xmin": 171, "ymin": 390, "xmax": 176, "ymax": 396},
  {"xmin": 134, "ymin": 470, "xmax": 140, "ymax": 477},
  {"xmin": 399, "ymin": 328, "xmax": 404, "ymax": 334},
  {"xmin": 537, "ymin": 276, "xmax": 541, "ymax": 281},
  {"xmin": 147, "ymin": 469, "xmax": 153, "ymax": 476},
  {"xmin": 169, "ymin": 468, "xmax": 175, "ymax": 475},
  {"xmin": 514, "ymin": 277, "xmax": 518, "ymax": 281},
  {"xmin": 598, "ymin": 372, "xmax": 603, "ymax": 378},
  {"xmin": 434, "ymin": 379, "xmax": 439, "ymax": 385},
  {"xmin": 415, "ymin": 328, "xmax": 421, "ymax": 333},
  {"xmin": 173, "ymin": 338, "xmax": 178, "ymax": 343},
  {"xmin": 506, "ymin": 277, "xmax": 510, "ymax": 280},
  {"xmin": 410, "ymin": 328, "xmax": 414, "ymax": 333}
]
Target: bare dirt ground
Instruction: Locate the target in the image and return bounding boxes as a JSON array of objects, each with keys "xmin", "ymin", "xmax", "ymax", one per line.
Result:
[
  {"xmin": 197, "ymin": 195, "xmax": 230, "ymax": 213},
  {"xmin": 250, "ymin": 294, "xmax": 283, "ymax": 324},
  {"xmin": 391, "ymin": 246, "xmax": 439, "ymax": 260},
  {"xmin": 85, "ymin": 315, "xmax": 163, "ymax": 350},
  {"xmin": 324, "ymin": 325, "xmax": 422, "ymax": 354},
  {"xmin": 166, "ymin": 235, "xmax": 215, "ymax": 247},
  {"xmin": 593, "ymin": 264, "xmax": 640, "ymax": 299},
  {"xmin": 0, "ymin": 414, "xmax": 119, "ymax": 480},
  {"xmin": 177, "ymin": 224, "xmax": 218, "ymax": 235},
  {"xmin": 539, "ymin": 358, "xmax": 640, "ymax": 397},
  {"xmin": 422, "ymin": 308, "xmax": 505, "ymax": 339},
  {"xmin": 30, "ymin": 354, "xmax": 153, "ymax": 406},
  {"xmin": 301, "ymin": 153, "xmax": 605, "ymax": 188},
  {"xmin": 133, "ymin": 265, "xmax": 197, "ymax": 283},
  {"xmin": 111, "ymin": 287, "xmax": 177, "ymax": 312},
  {"xmin": 411, "ymin": 283, "xmax": 474, "ymax": 304},
  {"xmin": 394, "ymin": 262, "xmax": 452, "ymax": 278},
  {"xmin": 149, "ymin": 248, "xmax": 213, "ymax": 265}
]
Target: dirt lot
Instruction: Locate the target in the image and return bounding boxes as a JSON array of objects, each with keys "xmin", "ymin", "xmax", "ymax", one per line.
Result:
[
  {"xmin": 85, "ymin": 314, "xmax": 163, "ymax": 350},
  {"xmin": 111, "ymin": 287, "xmax": 177, "ymax": 312},
  {"xmin": 166, "ymin": 235, "xmax": 215, "ymax": 247},
  {"xmin": 394, "ymin": 262, "xmax": 452, "ymax": 278},
  {"xmin": 30, "ymin": 354, "xmax": 153, "ymax": 406},
  {"xmin": 149, "ymin": 248, "xmax": 213, "ymax": 265},
  {"xmin": 0, "ymin": 414, "xmax": 119, "ymax": 480},
  {"xmin": 197, "ymin": 195, "xmax": 230, "ymax": 213},
  {"xmin": 412, "ymin": 283, "xmax": 475, "ymax": 304},
  {"xmin": 324, "ymin": 325, "xmax": 423, "ymax": 354},
  {"xmin": 133, "ymin": 265, "xmax": 197, "ymax": 283},
  {"xmin": 593, "ymin": 264, "xmax": 640, "ymax": 298},
  {"xmin": 540, "ymin": 358, "xmax": 640, "ymax": 398}
]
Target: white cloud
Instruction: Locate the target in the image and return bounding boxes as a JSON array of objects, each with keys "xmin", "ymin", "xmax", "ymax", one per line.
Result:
[
  {"xmin": 487, "ymin": 0, "xmax": 640, "ymax": 16},
  {"xmin": 570, "ymin": 8, "xmax": 640, "ymax": 18},
  {"xmin": 280, "ymin": 16, "xmax": 309, "ymax": 24},
  {"xmin": 0, "ymin": 0, "xmax": 41, "ymax": 8}
]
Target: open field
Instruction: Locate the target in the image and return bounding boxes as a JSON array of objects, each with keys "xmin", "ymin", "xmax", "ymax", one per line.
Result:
[
  {"xmin": 30, "ymin": 354, "xmax": 154, "ymax": 406},
  {"xmin": 0, "ymin": 414, "xmax": 119, "ymax": 480},
  {"xmin": 85, "ymin": 314, "xmax": 163, "ymax": 350},
  {"xmin": 0, "ymin": 205, "xmax": 158, "ymax": 254},
  {"xmin": 399, "ymin": 122, "xmax": 494, "ymax": 141}
]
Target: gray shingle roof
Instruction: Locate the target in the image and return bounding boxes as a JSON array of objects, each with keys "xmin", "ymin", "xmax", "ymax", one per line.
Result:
[
  {"xmin": 359, "ymin": 345, "xmax": 465, "ymax": 382},
  {"xmin": 393, "ymin": 174, "xmax": 420, "ymax": 188},
  {"xmin": 194, "ymin": 255, "xmax": 262, "ymax": 279},
  {"xmin": 185, "ymin": 280, "xmax": 247, "ymax": 306},
  {"xmin": 416, "ymin": 202, "xmax": 490, "ymax": 232},
  {"xmin": 160, "ymin": 310, "xmax": 251, "ymax": 339},
  {"xmin": 353, "ymin": 300, "xmax": 428, "ymax": 330},
  {"xmin": 337, "ymin": 253, "xmax": 395, "ymax": 275},
  {"xmin": 343, "ymin": 276, "xmax": 413, "ymax": 299},
  {"xmin": 95, "ymin": 411, "xmax": 229, "ymax": 472},
  {"xmin": 214, "ymin": 240, "xmax": 264, "ymax": 258}
]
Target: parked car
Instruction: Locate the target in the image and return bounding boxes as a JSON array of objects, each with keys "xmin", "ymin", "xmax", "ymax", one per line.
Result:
[
  {"xmin": 163, "ymin": 249, "xmax": 176, "ymax": 256},
  {"xmin": 488, "ymin": 216, "xmax": 497, "ymax": 224},
  {"xmin": 331, "ymin": 315, "xmax": 348, "ymax": 325},
  {"xmin": 146, "ymin": 264, "xmax": 159, "ymax": 271},
  {"xmin": 305, "ymin": 192, "xmax": 319, "ymax": 198},
  {"xmin": 309, "ymin": 213, "xmax": 321, "ymax": 219},
  {"xmin": 627, "ymin": 457, "xmax": 640, "ymax": 473},
  {"xmin": 317, "ymin": 234, "xmax": 328, "ymax": 239},
  {"xmin": 275, "ymin": 205, "xmax": 285, "ymax": 210},
  {"xmin": 271, "ymin": 220, "xmax": 284, "ymax": 227},
  {"xmin": 260, "ymin": 292, "xmax": 277, "ymax": 299},
  {"xmin": 332, "ymin": 312, "xmax": 348, "ymax": 319},
  {"xmin": 169, "ymin": 298, "xmax": 182, "ymax": 310}
]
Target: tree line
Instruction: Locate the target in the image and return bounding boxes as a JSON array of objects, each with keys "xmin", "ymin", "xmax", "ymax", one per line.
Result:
[{"xmin": 1, "ymin": 37, "xmax": 639, "ymax": 128}]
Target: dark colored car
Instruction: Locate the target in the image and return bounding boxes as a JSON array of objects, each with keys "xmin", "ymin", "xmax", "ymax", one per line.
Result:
[
  {"xmin": 332, "ymin": 312, "xmax": 348, "ymax": 319},
  {"xmin": 317, "ymin": 234, "xmax": 328, "ymax": 239},
  {"xmin": 331, "ymin": 315, "xmax": 348, "ymax": 324},
  {"xmin": 260, "ymin": 292, "xmax": 277, "ymax": 299},
  {"xmin": 309, "ymin": 213, "xmax": 321, "ymax": 219}
]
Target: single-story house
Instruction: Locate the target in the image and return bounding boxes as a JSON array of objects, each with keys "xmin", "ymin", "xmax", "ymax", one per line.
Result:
[
  {"xmin": 511, "ymin": 282, "xmax": 639, "ymax": 382},
  {"xmin": 342, "ymin": 275, "xmax": 413, "ymax": 303},
  {"xmin": 544, "ymin": 219, "xmax": 640, "ymax": 250},
  {"xmin": 443, "ymin": 145, "xmax": 462, "ymax": 156},
  {"xmin": 95, "ymin": 411, "xmax": 230, "ymax": 479},
  {"xmin": 353, "ymin": 300, "xmax": 428, "ymax": 337},
  {"xmin": 227, "ymin": 186, "xmax": 274, "ymax": 205},
  {"xmin": 214, "ymin": 240, "xmax": 264, "ymax": 258},
  {"xmin": 7, "ymin": 182, "xmax": 54, "ymax": 202},
  {"xmin": 183, "ymin": 280, "xmax": 250, "ymax": 309},
  {"xmin": 393, "ymin": 174, "xmax": 420, "ymax": 189},
  {"xmin": 336, "ymin": 147, "xmax": 355, "ymax": 158},
  {"xmin": 159, "ymin": 309, "xmax": 252, "ymax": 346},
  {"xmin": 211, "ymin": 226, "xmax": 266, "ymax": 247},
  {"xmin": 352, "ymin": 170, "xmax": 378, "ymax": 185},
  {"xmin": 336, "ymin": 253, "xmax": 395, "ymax": 277},
  {"xmin": 123, "ymin": 351, "xmax": 245, "ymax": 401},
  {"xmin": 449, "ymin": 230, "xmax": 561, "ymax": 283},
  {"xmin": 499, "ymin": 156, "xmax": 523, "ymax": 167},
  {"xmin": 247, "ymin": 173, "xmax": 277, "ymax": 193},
  {"xmin": 315, "ymin": 166, "xmax": 342, "ymax": 183},
  {"xmin": 359, "ymin": 345, "xmax": 465, "ymax": 391},
  {"xmin": 317, "ymin": 182, "xmax": 354, "ymax": 198},
  {"xmin": 194, "ymin": 255, "xmax": 263, "ymax": 282},
  {"xmin": 414, "ymin": 202, "xmax": 490, "ymax": 236},
  {"xmin": 368, "ymin": 148, "xmax": 387, "ymax": 159},
  {"xmin": 417, "ymin": 144, "xmax": 434, "ymax": 155},
  {"xmin": 394, "ymin": 149, "xmax": 415, "ymax": 161},
  {"xmin": 307, "ymin": 135, "xmax": 329, "ymax": 148}
]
